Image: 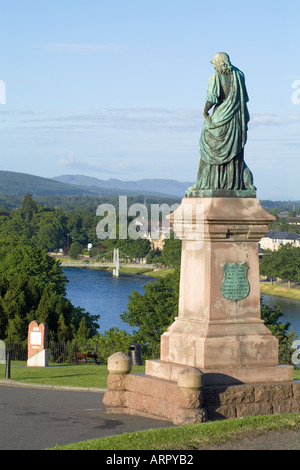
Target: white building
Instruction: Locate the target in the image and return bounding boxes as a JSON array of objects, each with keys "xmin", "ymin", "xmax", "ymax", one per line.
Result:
[{"xmin": 259, "ymin": 231, "xmax": 300, "ymax": 251}]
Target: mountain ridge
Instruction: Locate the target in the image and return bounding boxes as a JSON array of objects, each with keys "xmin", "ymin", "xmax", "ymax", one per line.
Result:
[
  {"xmin": 53, "ymin": 174, "xmax": 192, "ymax": 197},
  {"xmin": 0, "ymin": 170, "xmax": 191, "ymax": 198}
]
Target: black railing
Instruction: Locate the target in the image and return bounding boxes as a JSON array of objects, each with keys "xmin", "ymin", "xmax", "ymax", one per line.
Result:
[
  {"xmin": 5, "ymin": 341, "xmax": 294, "ymax": 367},
  {"xmin": 5, "ymin": 341, "xmax": 161, "ymax": 365}
]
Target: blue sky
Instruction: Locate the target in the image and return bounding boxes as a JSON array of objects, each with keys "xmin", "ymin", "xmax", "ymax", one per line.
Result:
[{"xmin": 0, "ymin": 0, "xmax": 299, "ymax": 200}]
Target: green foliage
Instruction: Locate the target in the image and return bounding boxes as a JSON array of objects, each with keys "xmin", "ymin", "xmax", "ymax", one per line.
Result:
[
  {"xmin": 90, "ymin": 328, "xmax": 133, "ymax": 361},
  {"xmin": 121, "ymin": 269, "xmax": 180, "ymax": 346},
  {"xmin": 260, "ymin": 244, "xmax": 300, "ymax": 288},
  {"xmin": 0, "ymin": 213, "xmax": 99, "ymax": 341},
  {"xmin": 146, "ymin": 248, "xmax": 162, "ymax": 264},
  {"xmin": 161, "ymin": 233, "xmax": 182, "ymax": 267},
  {"xmin": 21, "ymin": 193, "xmax": 39, "ymax": 222},
  {"xmin": 69, "ymin": 241, "xmax": 82, "ymax": 259},
  {"xmin": 261, "ymin": 303, "xmax": 297, "ymax": 364}
]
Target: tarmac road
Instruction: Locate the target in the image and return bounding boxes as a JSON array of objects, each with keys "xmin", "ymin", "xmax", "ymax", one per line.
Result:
[
  {"xmin": 0, "ymin": 383, "xmax": 173, "ymax": 450},
  {"xmin": 2, "ymin": 382, "xmax": 300, "ymax": 451}
]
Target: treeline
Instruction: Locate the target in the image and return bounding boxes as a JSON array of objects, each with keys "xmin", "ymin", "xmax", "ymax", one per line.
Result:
[
  {"xmin": 0, "ymin": 193, "xmax": 182, "ymax": 266},
  {"xmin": 267, "ymin": 209, "xmax": 300, "ymax": 234},
  {"xmin": 0, "ymin": 194, "xmax": 102, "ymax": 343},
  {"xmin": 0, "ymin": 193, "xmax": 181, "ymax": 345},
  {"xmin": 260, "ymin": 243, "xmax": 300, "ymax": 289}
]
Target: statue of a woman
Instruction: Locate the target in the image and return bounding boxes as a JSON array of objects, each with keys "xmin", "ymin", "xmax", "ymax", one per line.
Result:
[{"xmin": 187, "ymin": 53, "xmax": 256, "ymax": 194}]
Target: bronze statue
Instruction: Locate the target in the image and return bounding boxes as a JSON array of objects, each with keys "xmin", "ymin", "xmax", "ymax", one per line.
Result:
[{"xmin": 187, "ymin": 53, "xmax": 256, "ymax": 195}]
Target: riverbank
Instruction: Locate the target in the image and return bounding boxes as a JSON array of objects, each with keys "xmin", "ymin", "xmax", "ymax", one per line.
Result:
[
  {"xmin": 57, "ymin": 257, "xmax": 300, "ymax": 300},
  {"xmin": 57, "ymin": 257, "xmax": 174, "ymax": 278},
  {"xmin": 260, "ymin": 283, "xmax": 300, "ymax": 301}
]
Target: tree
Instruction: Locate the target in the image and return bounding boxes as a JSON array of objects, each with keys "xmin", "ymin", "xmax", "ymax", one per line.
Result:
[
  {"xmin": 261, "ymin": 303, "xmax": 296, "ymax": 364},
  {"xmin": 146, "ymin": 248, "xmax": 162, "ymax": 264},
  {"xmin": 90, "ymin": 327, "xmax": 133, "ymax": 361},
  {"xmin": 260, "ymin": 244, "xmax": 300, "ymax": 289},
  {"xmin": 259, "ymin": 250, "xmax": 278, "ymax": 284},
  {"xmin": 74, "ymin": 317, "xmax": 90, "ymax": 344},
  {"xmin": 36, "ymin": 212, "xmax": 64, "ymax": 251},
  {"xmin": 69, "ymin": 242, "xmax": 82, "ymax": 259},
  {"xmin": 0, "ymin": 239, "xmax": 99, "ymax": 342},
  {"xmin": 121, "ymin": 269, "xmax": 180, "ymax": 346},
  {"xmin": 161, "ymin": 233, "xmax": 181, "ymax": 267},
  {"xmin": 21, "ymin": 193, "xmax": 38, "ymax": 222}
]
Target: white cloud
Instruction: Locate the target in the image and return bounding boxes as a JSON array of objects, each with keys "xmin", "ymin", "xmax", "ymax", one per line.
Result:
[
  {"xmin": 250, "ymin": 112, "xmax": 300, "ymax": 127},
  {"xmin": 57, "ymin": 152, "xmax": 136, "ymax": 175},
  {"xmin": 58, "ymin": 153, "xmax": 76, "ymax": 167},
  {"xmin": 19, "ymin": 108, "xmax": 300, "ymax": 134},
  {"xmin": 23, "ymin": 108, "xmax": 203, "ymax": 133}
]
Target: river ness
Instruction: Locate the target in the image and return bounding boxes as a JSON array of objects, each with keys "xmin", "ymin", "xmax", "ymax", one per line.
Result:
[{"xmin": 64, "ymin": 267, "xmax": 300, "ymax": 339}]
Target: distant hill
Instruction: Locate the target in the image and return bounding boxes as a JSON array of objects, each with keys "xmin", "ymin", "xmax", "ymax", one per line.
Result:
[
  {"xmin": 0, "ymin": 170, "xmax": 192, "ymax": 198},
  {"xmin": 1, "ymin": 171, "xmax": 299, "ymax": 212},
  {"xmin": 53, "ymin": 174, "xmax": 193, "ymax": 198},
  {"xmin": 0, "ymin": 170, "xmax": 98, "ymax": 196}
]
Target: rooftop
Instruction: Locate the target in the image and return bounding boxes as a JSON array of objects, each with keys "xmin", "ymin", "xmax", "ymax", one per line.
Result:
[{"xmin": 264, "ymin": 231, "xmax": 300, "ymax": 240}]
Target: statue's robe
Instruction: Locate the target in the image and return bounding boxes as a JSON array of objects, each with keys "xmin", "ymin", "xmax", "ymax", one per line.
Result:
[{"xmin": 194, "ymin": 67, "xmax": 255, "ymax": 190}]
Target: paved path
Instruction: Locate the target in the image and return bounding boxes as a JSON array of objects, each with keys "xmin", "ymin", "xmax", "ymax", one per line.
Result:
[
  {"xmin": 0, "ymin": 384, "xmax": 172, "ymax": 450},
  {"xmin": 1, "ymin": 382, "xmax": 300, "ymax": 451},
  {"xmin": 201, "ymin": 429, "xmax": 300, "ymax": 450}
]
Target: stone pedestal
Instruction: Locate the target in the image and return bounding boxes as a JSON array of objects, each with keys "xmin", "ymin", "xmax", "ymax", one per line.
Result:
[
  {"xmin": 146, "ymin": 197, "xmax": 293, "ymax": 385},
  {"xmin": 103, "ymin": 197, "xmax": 294, "ymax": 424}
]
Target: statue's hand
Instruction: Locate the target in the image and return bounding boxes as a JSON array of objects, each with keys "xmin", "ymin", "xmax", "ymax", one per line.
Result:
[{"xmin": 203, "ymin": 111, "xmax": 210, "ymax": 119}]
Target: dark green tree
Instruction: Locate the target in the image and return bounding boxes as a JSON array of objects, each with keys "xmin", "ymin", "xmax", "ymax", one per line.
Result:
[
  {"xmin": 261, "ymin": 303, "xmax": 296, "ymax": 364},
  {"xmin": 69, "ymin": 241, "xmax": 82, "ymax": 259},
  {"xmin": 0, "ymin": 239, "xmax": 99, "ymax": 341},
  {"xmin": 161, "ymin": 232, "xmax": 182, "ymax": 267},
  {"xmin": 21, "ymin": 193, "xmax": 39, "ymax": 222},
  {"xmin": 121, "ymin": 269, "xmax": 180, "ymax": 346},
  {"xmin": 260, "ymin": 244, "xmax": 300, "ymax": 289},
  {"xmin": 36, "ymin": 212, "xmax": 64, "ymax": 251}
]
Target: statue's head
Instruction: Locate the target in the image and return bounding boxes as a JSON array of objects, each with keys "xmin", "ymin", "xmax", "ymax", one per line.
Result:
[{"xmin": 211, "ymin": 52, "xmax": 232, "ymax": 74}]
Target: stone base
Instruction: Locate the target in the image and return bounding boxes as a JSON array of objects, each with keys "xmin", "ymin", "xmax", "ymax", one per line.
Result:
[
  {"xmin": 103, "ymin": 372, "xmax": 206, "ymax": 425},
  {"xmin": 27, "ymin": 349, "xmax": 49, "ymax": 367},
  {"xmin": 146, "ymin": 359, "xmax": 294, "ymax": 385},
  {"xmin": 204, "ymin": 380, "xmax": 300, "ymax": 421},
  {"xmin": 103, "ymin": 371, "xmax": 300, "ymax": 425}
]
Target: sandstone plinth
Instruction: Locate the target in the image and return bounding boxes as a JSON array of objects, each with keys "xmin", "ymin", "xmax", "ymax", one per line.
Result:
[{"xmin": 146, "ymin": 198, "xmax": 293, "ymax": 384}]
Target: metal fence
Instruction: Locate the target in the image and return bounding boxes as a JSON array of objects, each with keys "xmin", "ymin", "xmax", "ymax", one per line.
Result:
[
  {"xmin": 5, "ymin": 341, "xmax": 161, "ymax": 365},
  {"xmin": 4, "ymin": 341, "xmax": 296, "ymax": 368}
]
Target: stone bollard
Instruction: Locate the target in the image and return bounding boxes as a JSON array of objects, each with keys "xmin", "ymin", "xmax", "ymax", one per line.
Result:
[
  {"xmin": 177, "ymin": 367, "xmax": 203, "ymax": 390},
  {"xmin": 107, "ymin": 351, "xmax": 132, "ymax": 374},
  {"xmin": 175, "ymin": 367, "xmax": 207, "ymax": 425},
  {"xmin": 103, "ymin": 352, "xmax": 132, "ymax": 409}
]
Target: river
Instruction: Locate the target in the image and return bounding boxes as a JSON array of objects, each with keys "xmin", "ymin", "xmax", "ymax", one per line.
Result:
[
  {"xmin": 261, "ymin": 294, "xmax": 300, "ymax": 339},
  {"xmin": 64, "ymin": 267, "xmax": 153, "ymax": 334},
  {"xmin": 64, "ymin": 267, "xmax": 300, "ymax": 339}
]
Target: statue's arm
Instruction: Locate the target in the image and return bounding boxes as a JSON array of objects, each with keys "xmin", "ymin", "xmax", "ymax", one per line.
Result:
[{"xmin": 203, "ymin": 101, "xmax": 214, "ymax": 119}]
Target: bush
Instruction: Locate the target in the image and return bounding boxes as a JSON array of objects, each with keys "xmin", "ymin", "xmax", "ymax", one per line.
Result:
[{"xmin": 68, "ymin": 242, "xmax": 82, "ymax": 259}]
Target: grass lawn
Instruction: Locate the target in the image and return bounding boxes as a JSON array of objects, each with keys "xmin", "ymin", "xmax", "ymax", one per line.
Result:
[
  {"xmin": 0, "ymin": 362, "xmax": 144, "ymax": 388},
  {"xmin": 50, "ymin": 413, "xmax": 300, "ymax": 450},
  {"xmin": 260, "ymin": 282, "xmax": 300, "ymax": 301},
  {"xmin": 2, "ymin": 362, "xmax": 299, "ymax": 387}
]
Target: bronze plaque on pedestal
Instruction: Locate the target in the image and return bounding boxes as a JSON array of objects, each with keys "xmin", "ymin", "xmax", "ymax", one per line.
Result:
[{"xmin": 221, "ymin": 262, "xmax": 250, "ymax": 300}]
